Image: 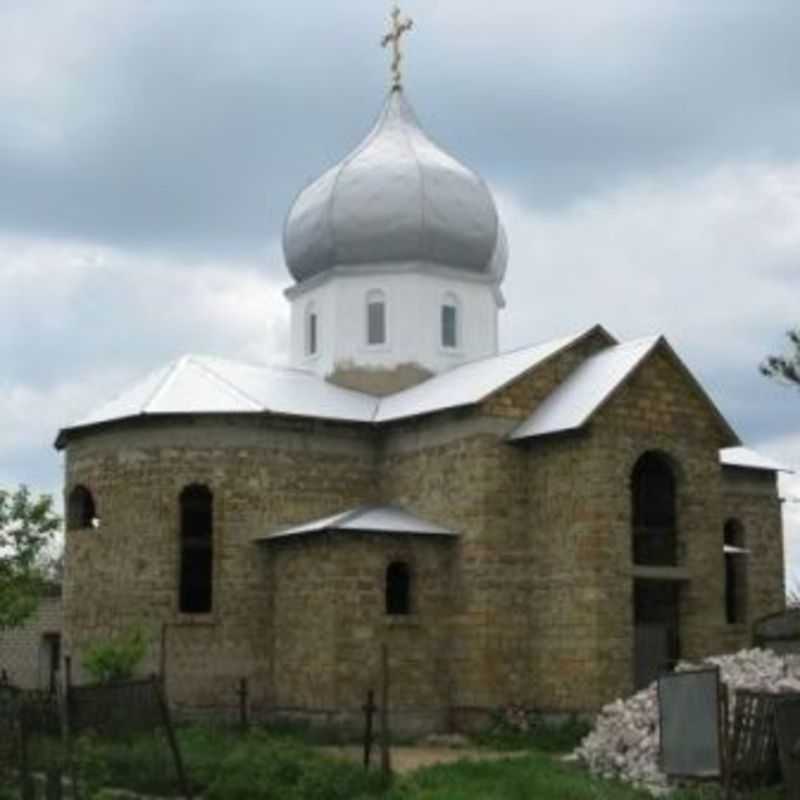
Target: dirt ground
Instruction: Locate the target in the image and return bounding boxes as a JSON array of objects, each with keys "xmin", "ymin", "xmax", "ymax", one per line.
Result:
[{"xmin": 321, "ymin": 745, "xmax": 529, "ymax": 774}]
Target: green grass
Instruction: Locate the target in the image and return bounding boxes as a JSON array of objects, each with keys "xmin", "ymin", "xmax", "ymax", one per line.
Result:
[
  {"xmin": 386, "ymin": 753, "xmax": 651, "ymax": 800},
  {"xmin": 4, "ymin": 725, "xmax": 787, "ymax": 800}
]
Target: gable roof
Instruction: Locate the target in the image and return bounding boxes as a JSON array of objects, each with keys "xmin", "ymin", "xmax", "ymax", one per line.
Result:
[
  {"xmin": 55, "ymin": 326, "xmax": 609, "ymax": 446},
  {"xmin": 254, "ymin": 505, "xmax": 458, "ymax": 541},
  {"xmin": 509, "ymin": 336, "xmax": 740, "ymax": 446},
  {"xmin": 373, "ymin": 326, "xmax": 611, "ymax": 423},
  {"xmin": 508, "ymin": 336, "xmax": 660, "ymax": 440}
]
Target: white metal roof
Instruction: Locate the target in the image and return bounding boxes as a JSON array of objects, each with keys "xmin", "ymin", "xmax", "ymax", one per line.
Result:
[
  {"xmin": 256, "ymin": 505, "xmax": 458, "ymax": 541},
  {"xmin": 509, "ymin": 336, "xmax": 661, "ymax": 440},
  {"xmin": 57, "ymin": 327, "xmax": 602, "ymax": 443},
  {"xmin": 720, "ymin": 446, "xmax": 793, "ymax": 473},
  {"xmin": 373, "ymin": 328, "xmax": 597, "ymax": 422},
  {"xmin": 67, "ymin": 355, "xmax": 378, "ymax": 432}
]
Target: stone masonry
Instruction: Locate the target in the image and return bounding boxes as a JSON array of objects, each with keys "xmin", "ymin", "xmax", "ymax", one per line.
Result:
[
  {"xmin": 0, "ymin": 590, "xmax": 62, "ymax": 690},
  {"xmin": 61, "ymin": 335, "xmax": 785, "ymax": 732}
]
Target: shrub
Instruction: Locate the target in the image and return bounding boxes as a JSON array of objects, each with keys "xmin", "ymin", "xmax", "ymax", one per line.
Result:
[{"xmin": 81, "ymin": 627, "xmax": 148, "ymax": 684}]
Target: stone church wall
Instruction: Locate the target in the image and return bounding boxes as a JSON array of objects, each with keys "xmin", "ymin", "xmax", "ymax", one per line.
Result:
[
  {"xmin": 718, "ymin": 466, "xmax": 784, "ymax": 650},
  {"xmin": 269, "ymin": 532, "xmax": 455, "ymax": 734},
  {"xmin": 378, "ymin": 416, "xmax": 532, "ymax": 729},
  {"xmin": 63, "ymin": 416, "xmax": 377, "ymax": 711},
  {"xmin": 61, "ymin": 343, "xmax": 786, "ymax": 726},
  {"xmin": 522, "ymin": 346, "xmax": 785, "ymax": 711}
]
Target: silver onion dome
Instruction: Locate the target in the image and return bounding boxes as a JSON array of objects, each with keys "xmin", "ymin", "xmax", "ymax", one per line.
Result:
[{"xmin": 283, "ymin": 90, "xmax": 507, "ymax": 284}]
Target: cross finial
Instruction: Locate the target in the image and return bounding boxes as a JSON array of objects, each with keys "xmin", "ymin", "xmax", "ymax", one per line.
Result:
[{"xmin": 381, "ymin": 5, "xmax": 414, "ymax": 92}]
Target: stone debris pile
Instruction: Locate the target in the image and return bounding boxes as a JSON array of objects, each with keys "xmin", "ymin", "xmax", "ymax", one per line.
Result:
[{"xmin": 574, "ymin": 648, "xmax": 800, "ymax": 789}]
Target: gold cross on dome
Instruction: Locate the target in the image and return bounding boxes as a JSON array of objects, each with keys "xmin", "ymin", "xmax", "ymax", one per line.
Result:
[{"xmin": 381, "ymin": 5, "xmax": 414, "ymax": 91}]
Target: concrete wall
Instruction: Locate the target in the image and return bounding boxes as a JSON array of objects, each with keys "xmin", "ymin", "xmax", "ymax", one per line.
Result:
[
  {"xmin": 288, "ymin": 268, "xmax": 500, "ymax": 381},
  {"xmin": 0, "ymin": 593, "xmax": 62, "ymax": 690}
]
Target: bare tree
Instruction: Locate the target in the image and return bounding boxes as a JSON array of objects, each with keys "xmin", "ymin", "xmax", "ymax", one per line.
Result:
[{"xmin": 761, "ymin": 328, "xmax": 800, "ymax": 388}]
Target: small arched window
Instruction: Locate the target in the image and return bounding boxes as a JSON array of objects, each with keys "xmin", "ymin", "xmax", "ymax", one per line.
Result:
[
  {"xmin": 179, "ymin": 484, "xmax": 213, "ymax": 614},
  {"xmin": 67, "ymin": 485, "xmax": 96, "ymax": 530},
  {"xmin": 441, "ymin": 293, "xmax": 459, "ymax": 349},
  {"xmin": 631, "ymin": 452, "xmax": 677, "ymax": 565},
  {"xmin": 305, "ymin": 303, "xmax": 318, "ymax": 357},
  {"xmin": 386, "ymin": 561, "xmax": 411, "ymax": 616},
  {"xmin": 724, "ymin": 519, "xmax": 748, "ymax": 624},
  {"xmin": 366, "ymin": 290, "xmax": 387, "ymax": 346}
]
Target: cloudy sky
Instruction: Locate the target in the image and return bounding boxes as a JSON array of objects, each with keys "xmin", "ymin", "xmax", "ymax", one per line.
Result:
[{"xmin": 3, "ymin": 1, "xmax": 799, "ymax": 578}]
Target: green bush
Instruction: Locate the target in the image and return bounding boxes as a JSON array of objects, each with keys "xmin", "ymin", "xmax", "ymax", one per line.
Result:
[{"xmin": 81, "ymin": 627, "xmax": 148, "ymax": 684}]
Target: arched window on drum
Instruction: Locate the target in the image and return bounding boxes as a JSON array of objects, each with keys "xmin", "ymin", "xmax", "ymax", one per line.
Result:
[
  {"xmin": 67, "ymin": 485, "xmax": 98, "ymax": 530},
  {"xmin": 179, "ymin": 484, "xmax": 214, "ymax": 614}
]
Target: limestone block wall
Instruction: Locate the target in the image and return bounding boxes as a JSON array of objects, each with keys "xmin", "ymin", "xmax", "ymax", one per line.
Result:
[
  {"xmin": 372, "ymin": 332, "xmax": 615, "ymax": 721},
  {"xmin": 0, "ymin": 593, "xmax": 62, "ymax": 690},
  {"xmin": 63, "ymin": 416, "xmax": 377, "ymax": 708},
  {"xmin": 524, "ymin": 432, "xmax": 624, "ymax": 711},
  {"xmin": 719, "ymin": 466, "xmax": 785, "ymax": 652},
  {"xmin": 521, "ymin": 345, "xmax": 772, "ymax": 711},
  {"xmin": 378, "ymin": 418, "xmax": 530, "ymax": 721},
  {"xmin": 59, "ymin": 339, "xmax": 786, "ymax": 725},
  {"xmin": 269, "ymin": 532, "xmax": 455, "ymax": 734}
]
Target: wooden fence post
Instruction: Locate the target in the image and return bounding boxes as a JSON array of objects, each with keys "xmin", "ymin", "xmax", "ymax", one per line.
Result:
[
  {"xmin": 380, "ymin": 644, "xmax": 391, "ymax": 777},
  {"xmin": 159, "ymin": 623, "xmax": 168, "ymax": 687},
  {"xmin": 237, "ymin": 678, "xmax": 249, "ymax": 734},
  {"xmin": 152, "ymin": 674, "xmax": 193, "ymax": 800},
  {"xmin": 362, "ymin": 689, "xmax": 376, "ymax": 769}
]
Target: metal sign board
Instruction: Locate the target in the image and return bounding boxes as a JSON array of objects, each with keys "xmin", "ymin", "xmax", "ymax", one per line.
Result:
[
  {"xmin": 658, "ymin": 667, "xmax": 724, "ymax": 777},
  {"xmin": 775, "ymin": 696, "xmax": 800, "ymax": 800}
]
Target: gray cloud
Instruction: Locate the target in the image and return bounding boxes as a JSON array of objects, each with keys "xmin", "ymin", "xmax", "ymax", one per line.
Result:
[
  {"xmin": 1, "ymin": 1, "xmax": 799, "ymax": 266},
  {"xmin": 2, "ymin": 1, "xmax": 799, "ymax": 578}
]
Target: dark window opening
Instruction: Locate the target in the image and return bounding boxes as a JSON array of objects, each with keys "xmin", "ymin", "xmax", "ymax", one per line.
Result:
[
  {"xmin": 367, "ymin": 300, "xmax": 386, "ymax": 345},
  {"xmin": 308, "ymin": 312, "xmax": 318, "ymax": 356},
  {"xmin": 632, "ymin": 452, "xmax": 677, "ymax": 565},
  {"xmin": 386, "ymin": 561, "xmax": 411, "ymax": 615},
  {"xmin": 441, "ymin": 305, "xmax": 457, "ymax": 349},
  {"xmin": 179, "ymin": 484, "xmax": 213, "ymax": 614},
  {"xmin": 42, "ymin": 633, "xmax": 61, "ymax": 694},
  {"xmin": 724, "ymin": 519, "xmax": 747, "ymax": 624},
  {"xmin": 67, "ymin": 485, "xmax": 96, "ymax": 530}
]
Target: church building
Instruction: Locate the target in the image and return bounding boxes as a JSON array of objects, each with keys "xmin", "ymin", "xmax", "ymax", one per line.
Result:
[{"xmin": 56, "ymin": 11, "xmax": 785, "ymax": 732}]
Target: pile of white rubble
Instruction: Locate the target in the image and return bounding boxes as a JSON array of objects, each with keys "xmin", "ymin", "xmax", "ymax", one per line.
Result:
[{"xmin": 574, "ymin": 648, "xmax": 800, "ymax": 790}]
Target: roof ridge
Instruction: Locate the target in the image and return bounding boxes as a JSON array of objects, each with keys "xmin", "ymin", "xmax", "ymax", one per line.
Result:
[
  {"xmin": 193, "ymin": 353, "xmax": 314, "ymax": 378},
  {"xmin": 141, "ymin": 357, "xmax": 188, "ymax": 413},
  {"xmin": 187, "ymin": 357, "xmax": 263, "ymax": 411}
]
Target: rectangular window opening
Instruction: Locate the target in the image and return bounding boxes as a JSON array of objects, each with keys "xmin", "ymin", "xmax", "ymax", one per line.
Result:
[
  {"xmin": 442, "ymin": 305, "xmax": 457, "ymax": 349},
  {"xmin": 367, "ymin": 302, "xmax": 386, "ymax": 345},
  {"xmin": 308, "ymin": 313, "xmax": 318, "ymax": 356}
]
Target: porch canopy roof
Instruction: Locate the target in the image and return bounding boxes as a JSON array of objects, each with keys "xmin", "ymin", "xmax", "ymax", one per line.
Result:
[{"xmin": 254, "ymin": 505, "xmax": 458, "ymax": 542}]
